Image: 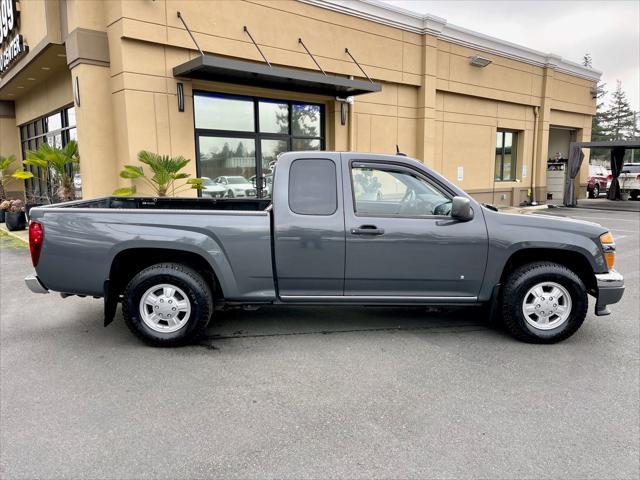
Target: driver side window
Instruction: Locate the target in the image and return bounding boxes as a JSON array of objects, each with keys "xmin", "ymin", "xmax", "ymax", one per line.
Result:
[{"xmin": 351, "ymin": 166, "xmax": 451, "ymax": 217}]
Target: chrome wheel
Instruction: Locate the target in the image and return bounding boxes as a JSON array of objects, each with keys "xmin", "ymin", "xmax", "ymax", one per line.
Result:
[
  {"xmin": 522, "ymin": 281, "xmax": 572, "ymax": 330},
  {"xmin": 139, "ymin": 283, "xmax": 191, "ymax": 333}
]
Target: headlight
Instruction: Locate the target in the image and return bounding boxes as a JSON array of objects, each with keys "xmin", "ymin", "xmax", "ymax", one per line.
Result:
[{"xmin": 599, "ymin": 232, "xmax": 616, "ymax": 270}]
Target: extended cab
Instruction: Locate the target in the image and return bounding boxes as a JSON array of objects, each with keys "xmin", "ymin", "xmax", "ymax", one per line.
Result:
[{"xmin": 25, "ymin": 152, "xmax": 625, "ymax": 346}]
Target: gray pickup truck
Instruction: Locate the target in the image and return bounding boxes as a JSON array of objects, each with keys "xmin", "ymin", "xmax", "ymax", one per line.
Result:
[{"xmin": 25, "ymin": 152, "xmax": 624, "ymax": 347}]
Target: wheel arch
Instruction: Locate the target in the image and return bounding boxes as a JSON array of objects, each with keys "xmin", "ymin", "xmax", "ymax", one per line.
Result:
[
  {"xmin": 107, "ymin": 247, "xmax": 225, "ymax": 301},
  {"xmin": 500, "ymin": 248, "xmax": 597, "ymax": 295}
]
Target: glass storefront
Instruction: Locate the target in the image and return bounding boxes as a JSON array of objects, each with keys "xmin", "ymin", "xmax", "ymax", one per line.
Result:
[
  {"xmin": 194, "ymin": 92, "xmax": 324, "ymax": 198},
  {"xmin": 19, "ymin": 106, "xmax": 77, "ymax": 202}
]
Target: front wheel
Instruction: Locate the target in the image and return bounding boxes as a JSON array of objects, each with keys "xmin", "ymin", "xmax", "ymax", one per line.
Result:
[
  {"xmin": 227, "ymin": 189, "xmax": 235, "ymax": 198},
  {"xmin": 122, "ymin": 263, "xmax": 213, "ymax": 347},
  {"xmin": 500, "ymin": 262, "xmax": 587, "ymax": 343}
]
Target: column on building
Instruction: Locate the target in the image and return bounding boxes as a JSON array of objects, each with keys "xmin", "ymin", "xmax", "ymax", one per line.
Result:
[{"xmin": 65, "ymin": 28, "xmax": 117, "ymax": 199}]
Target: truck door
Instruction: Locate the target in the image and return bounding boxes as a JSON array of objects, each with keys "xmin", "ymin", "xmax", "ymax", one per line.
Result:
[
  {"xmin": 273, "ymin": 152, "xmax": 345, "ymax": 297},
  {"xmin": 341, "ymin": 154, "xmax": 488, "ymax": 299}
]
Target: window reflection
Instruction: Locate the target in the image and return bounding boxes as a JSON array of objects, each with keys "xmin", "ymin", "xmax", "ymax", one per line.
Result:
[
  {"xmin": 194, "ymin": 95, "xmax": 254, "ymax": 131},
  {"xmin": 292, "ymin": 103, "xmax": 321, "ymax": 137},
  {"xmin": 199, "ymin": 137, "xmax": 257, "ymax": 198},
  {"xmin": 259, "ymin": 101, "xmax": 288, "ymax": 134}
]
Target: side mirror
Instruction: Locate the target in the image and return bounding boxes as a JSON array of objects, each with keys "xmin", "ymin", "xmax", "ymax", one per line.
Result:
[{"xmin": 451, "ymin": 196, "xmax": 474, "ymax": 221}]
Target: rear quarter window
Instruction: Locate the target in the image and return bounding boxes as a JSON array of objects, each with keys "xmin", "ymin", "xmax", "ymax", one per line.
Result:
[{"xmin": 289, "ymin": 159, "xmax": 337, "ymax": 215}]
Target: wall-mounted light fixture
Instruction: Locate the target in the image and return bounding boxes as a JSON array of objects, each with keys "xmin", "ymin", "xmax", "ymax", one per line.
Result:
[
  {"xmin": 73, "ymin": 76, "xmax": 81, "ymax": 107},
  {"xmin": 177, "ymin": 82, "xmax": 184, "ymax": 112},
  {"xmin": 336, "ymin": 96, "xmax": 354, "ymax": 126},
  {"xmin": 469, "ymin": 55, "xmax": 492, "ymax": 68}
]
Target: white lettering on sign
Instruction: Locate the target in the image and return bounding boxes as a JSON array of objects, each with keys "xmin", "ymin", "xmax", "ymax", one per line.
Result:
[
  {"xmin": 0, "ymin": 0, "xmax": 16, "ymax": 44},
  {"xmin": 0, "ymin": 33, "xmax": 26, "ymax": 74},
  {"xmin": 0, "ymin": 0, "xmax": 27, "ymax": 76}
]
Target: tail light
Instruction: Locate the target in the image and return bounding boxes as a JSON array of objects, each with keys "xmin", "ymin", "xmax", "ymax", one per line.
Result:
[
  {"xmin": 636, "ymin": 174, "xmax": 640, "ymax": 180},
  {"xmin": 607, "ymin": 174, "xmax": 612, "ymax": 180},
  {"xmin": 29, "ymin": 221, "xmax": 44, "ymax": 267},
  {"xmin": 599, "ymin": 231, "xmax": 615, "ymax": 270}
]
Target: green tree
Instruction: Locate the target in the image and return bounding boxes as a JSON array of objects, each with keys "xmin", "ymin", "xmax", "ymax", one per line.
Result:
[
  {"xmin": 114, "ymin": 150, "xmax": 203, "ymax": 197},
  {"xmin": 13, "ymin": 141, "xmax": 80, "ymax": 202},
  {"xmin": 601, "ymin": 81, "xmax": 636, "ymax": 140}
]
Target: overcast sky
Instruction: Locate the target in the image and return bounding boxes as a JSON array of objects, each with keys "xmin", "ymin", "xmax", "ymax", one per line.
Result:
[{"xmin": 382, "ymin": 0, "xmax": 640, "ymax": 110}]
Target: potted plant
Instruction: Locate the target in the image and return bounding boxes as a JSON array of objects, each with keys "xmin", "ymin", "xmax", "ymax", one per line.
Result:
[
  {"xmin": 0, "ymin": 199, "xmax": 9, "ymax": 223},
  {"xmin": 113, "ymin": 151, "xmax": 203, "ymax": 197},
  {"xmin": 4, "ymin": 199, "xmax": 26, "ymax": 231},
  {"xmin": 12, "ymin": 141, "xmax": 80, "ymax": 205},
  {"xmin": 0, "ymin": 155, "xmax": 22, "ymax": 211}
]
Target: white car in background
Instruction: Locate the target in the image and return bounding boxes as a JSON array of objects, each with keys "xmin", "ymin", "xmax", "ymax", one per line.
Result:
[
  {"xmin": 619, "ymin": 163, "xmax": 640, "ymax": 200},
  {"xmin": 213, "ymin": 176, "xmax": 256, "ymax": 198},
  {"xmin": 200, "ymin": 177, "xmax": 227, "ymax": 198}
]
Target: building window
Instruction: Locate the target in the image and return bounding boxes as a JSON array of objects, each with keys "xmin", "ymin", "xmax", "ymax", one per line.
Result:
[
  {"xmin": 194, "ymin": 92, "xmax": 324, "ymax": 198},
  {"xmin": 19, "ymin": 106, "xmax": 77, "ymax": 202},
  {"xmin": 495, "ymin": 130, "xmax": 518, "ymax": 181}
]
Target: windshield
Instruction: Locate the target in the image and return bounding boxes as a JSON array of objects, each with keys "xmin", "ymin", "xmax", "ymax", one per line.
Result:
[{"xmin": 622, "ymin": 164, "xmax": 640, "ymax": 173}]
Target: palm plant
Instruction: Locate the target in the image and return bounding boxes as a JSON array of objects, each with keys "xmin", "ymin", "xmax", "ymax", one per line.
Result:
[
  {"xmin": 13, "ymin": 141, "xmax": 80, "ymax": 202},
  {"xmin": 0, "ymin": 154, "xmax": 20, "ymax": 200},
  {"xmin": 113, "ymin": 151, "xmax": 203, "ymax": 197}
]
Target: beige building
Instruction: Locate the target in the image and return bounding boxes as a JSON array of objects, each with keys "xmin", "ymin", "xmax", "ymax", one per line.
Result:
[{"xmin": 0, "ymin": 0, "xmax": 600, "ymax": 205}]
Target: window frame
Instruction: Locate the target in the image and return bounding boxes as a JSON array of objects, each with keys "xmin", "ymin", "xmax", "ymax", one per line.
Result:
[
  {"xmin": 495, "ymin": 129, "xmax": 518, "ymax": 182},
  {"xmin": 19, "ymin": 105, "xmax": 77, "ymax": 202},
  {"xmin": 193, "ymin": 91, "xmax": 325, "ymax": 198},
  {"xmin": 348, "ymin": 161, "xmax": 454, "ymax": 219}
]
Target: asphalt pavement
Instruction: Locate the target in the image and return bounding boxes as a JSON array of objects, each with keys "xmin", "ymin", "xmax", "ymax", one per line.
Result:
[{"xmin": 1, "ymin": 208, "xmax": 638, "ymax": 479}]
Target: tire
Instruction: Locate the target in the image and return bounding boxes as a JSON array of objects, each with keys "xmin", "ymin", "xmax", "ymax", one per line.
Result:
[
  {"xmin": 227, "ymin": 190, "xmax": 235, "ymax": 198},
  {"xmin": 591, "ymin": 184, "xmax": 599, "ymax": 198},
  {"xmin": 122, "ymin": 263, "xmax": 213, "ymax": 347},
  {"xmin": 500, "ymin": 262, "xmax": 588, "ymax": 344},
  {"xmin": 631, "ymin": 190, "xmax": 639, "ymax": 200}
]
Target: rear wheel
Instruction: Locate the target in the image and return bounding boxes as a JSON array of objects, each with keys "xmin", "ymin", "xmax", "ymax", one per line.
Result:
[
  {"xmin": 122, "ymin": 263, "xmax": 213, "ymax": 347},
  {"xmin": 500, "ymin": 262, "xmax": 587, "ymax": 343},
  {"xmin": 631, "ymin": 190, "xmax": 639, "ymax": 200},
  {"xmin": 590, "ymin": 184, "xmax": 600, "ymax": 198}
]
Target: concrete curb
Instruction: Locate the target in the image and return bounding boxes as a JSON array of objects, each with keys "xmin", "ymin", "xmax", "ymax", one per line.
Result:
[{"xmin": 0, "ymin": 223, "xmax": 28, "ymax": 244}]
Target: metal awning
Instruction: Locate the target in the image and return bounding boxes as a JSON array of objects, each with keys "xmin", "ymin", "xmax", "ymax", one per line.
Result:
[{"xmin": 172, "ymin": 54, "xmax": 382, "ymax": 97}]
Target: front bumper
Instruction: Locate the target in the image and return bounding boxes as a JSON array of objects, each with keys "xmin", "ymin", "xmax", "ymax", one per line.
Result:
[
  {"xmin": 595, "ymin": 269, "xmax": 624, "ymax": 316},
  {"xmin": 25, "ymin": 274, "xmax": 49, "ymax": 294}
]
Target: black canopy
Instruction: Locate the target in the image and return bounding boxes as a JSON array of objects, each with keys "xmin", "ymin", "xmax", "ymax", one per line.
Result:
[
  {"xmin": 563, "ymin": 140, "xmax": 640, "ymax": 206},
  {"xmin": 173, "ymin": 54, "xmax": 382, "ymax": 97}
]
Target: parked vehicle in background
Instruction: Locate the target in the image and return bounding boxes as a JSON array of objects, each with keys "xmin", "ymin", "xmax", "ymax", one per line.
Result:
[
  {"xmin": 200, "ymin": 177, "xmax": 226, "ymax": 198},
  {"xmin": 25, "ymin": 152, "xmax": 624, "ymax": 347},
  {"xmin": 619, "ymin": 163, "xmax": 640, "ymax": 200},
  {"xmin": 587, "ymin": 164, "xmax": 608, "ymax": 198},
  {"xmin": 213, "ymin": 176, "xmax": 256, "ymax": 198}
]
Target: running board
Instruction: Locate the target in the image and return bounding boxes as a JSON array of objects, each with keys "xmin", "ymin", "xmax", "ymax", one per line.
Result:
[{"xmin": 278, "ymin": 295, "xmax": 478, "ymax": 305}]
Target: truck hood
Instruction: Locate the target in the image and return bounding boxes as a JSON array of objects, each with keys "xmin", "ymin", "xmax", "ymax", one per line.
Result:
[{"xmin": 485, "ymin": 208, "xmax": 609, "ymax": 239}]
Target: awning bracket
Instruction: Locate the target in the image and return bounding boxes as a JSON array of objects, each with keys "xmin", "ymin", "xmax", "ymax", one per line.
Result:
[
  {"xmin": 176, "ymin": 11, "xmax": 204, "ymax": 57},
  {"xmin": 298, "ymin": 38, "xmax": 326, "ymax": 76},
  {"xmin": 344, "ymin": 48, "xmax": 373, "ymax": 84},
  {"xmin": 243, "ymin": 26, "xmax": 271, "ymax": 68}
]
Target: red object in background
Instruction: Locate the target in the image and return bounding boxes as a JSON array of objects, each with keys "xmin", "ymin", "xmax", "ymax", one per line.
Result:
[{"xmin": 29, "ymin": 221, "xmax": 44, "ymax": 267}]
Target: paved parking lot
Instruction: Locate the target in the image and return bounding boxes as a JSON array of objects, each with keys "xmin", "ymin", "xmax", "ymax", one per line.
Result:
[{"xmin": 1, "ymin": 208, "xmax": 638, "ymax": 479}]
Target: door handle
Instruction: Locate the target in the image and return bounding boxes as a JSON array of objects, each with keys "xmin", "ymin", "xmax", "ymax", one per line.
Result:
[{"xmin": 350, "ymin": 225, "xmax": 385, "ymax": 235}]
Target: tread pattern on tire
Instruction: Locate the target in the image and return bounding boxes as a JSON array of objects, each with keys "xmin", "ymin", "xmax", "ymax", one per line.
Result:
[
  {"xmin": 500, "ymin": 261, "xmax": 588, "ymax": 344},
  {"xmin": 122, "ymin": 263, "xmax": 213, "ymax": 347}
]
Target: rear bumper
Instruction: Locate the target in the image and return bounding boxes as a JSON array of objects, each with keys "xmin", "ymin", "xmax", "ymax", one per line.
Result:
[
  {"xmin": 25, "ymin": 274, "xmax": 49, "ymax": 294},
  {"xmin": 595, "ymin": 270, "xmax": 624, "ymax": 316}
]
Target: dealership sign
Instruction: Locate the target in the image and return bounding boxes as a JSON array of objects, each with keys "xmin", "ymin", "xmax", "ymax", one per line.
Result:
[{"xmin": 0, "ymin": 0, "xmax": 27, "ymax": 76}]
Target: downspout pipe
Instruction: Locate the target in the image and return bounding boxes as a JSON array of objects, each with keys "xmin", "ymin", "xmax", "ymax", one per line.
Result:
[{"xmin": 531, "ymin": 106, "xmax": 540, "ymax": 205}]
